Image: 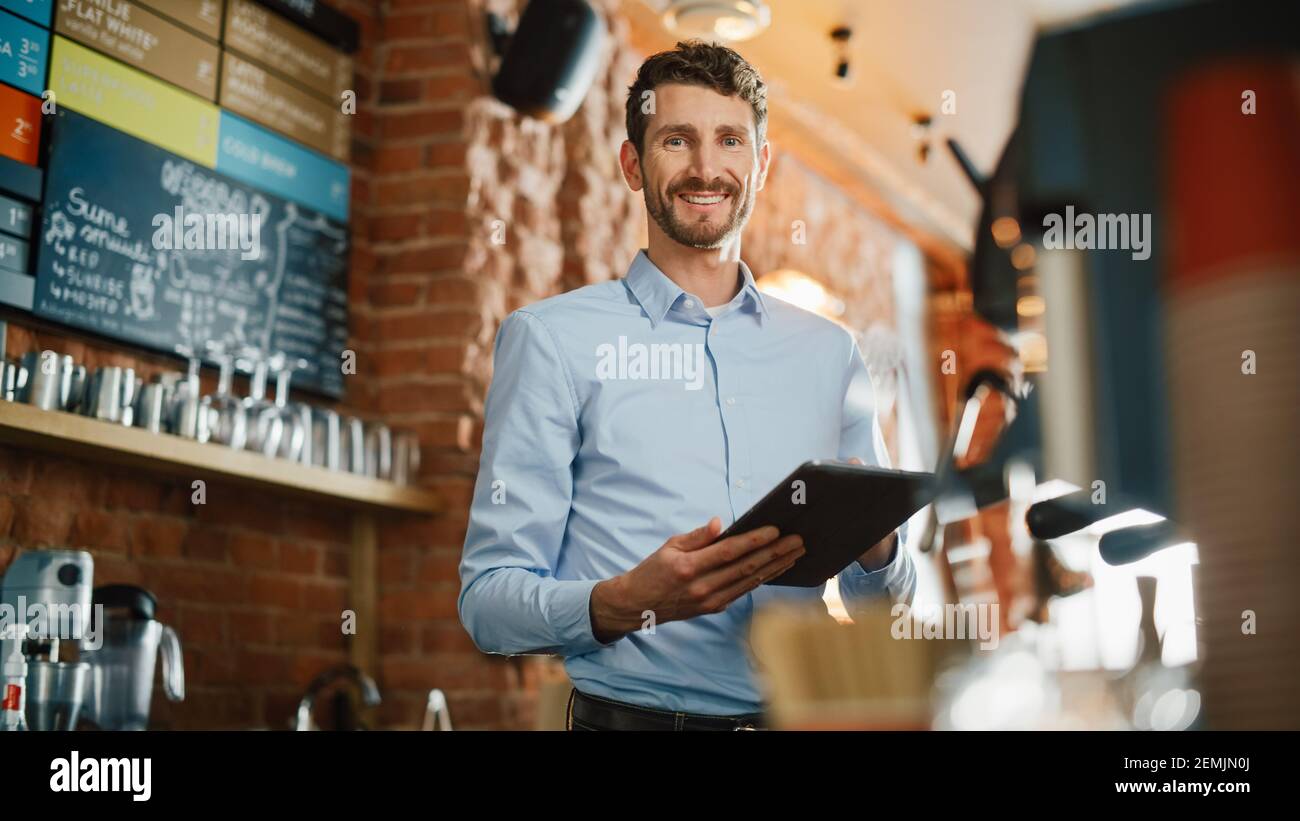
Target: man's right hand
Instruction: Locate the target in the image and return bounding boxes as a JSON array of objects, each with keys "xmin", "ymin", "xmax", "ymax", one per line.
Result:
[{"xmin": 588, "ymin": 518, "xmax": 805, "ymax": 644}]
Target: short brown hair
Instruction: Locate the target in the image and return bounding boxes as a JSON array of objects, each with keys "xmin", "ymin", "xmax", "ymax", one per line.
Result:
[{"xmin": 626, "ymin": 40, "xmax": 767, "ymax": 156}]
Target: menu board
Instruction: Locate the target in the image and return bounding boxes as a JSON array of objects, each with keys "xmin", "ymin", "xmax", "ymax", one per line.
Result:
[
  {"xmin": 219, "ymin": 50, "xmax": 349, "ymax": 161},
  {"xmin": 48, "ymin": 35, "xmax": 349, "ymax": 220},
  {"xmin": 48, "ymin": 35, "xmax": 219, "ymax": 166},
  {"xmin": 0, "ymin": 0, "xmax": 52, "ymax": 28},
  {"xmin": 0, "ymin": 80, "xmax": 40, "ymax": 165},
  {"xmin": 54, "ymin": 0, "xmax": 220, "ymax": 100},
  {"xmin": 0, "ymin": 6, "xmax": 48, "ymax": 94},
  {"xmin": 0, "ymin": 191, "xmax": 33, "ymax": 307},
  {"xmin": 224, "ymin": 0, "xmax": 350, "ymax": 100},
  {"xmin": 0, "ymin": 153, "xmax": 40, "ymax": 201},
  {"xmin": 141, "ymin": 0, "xmax": 222, "ymax": 42},
  {"xmin": 33, "ymin": 109, "xmax": 349, "ymax": 396},
  {"xmin": 252, "ymin": 0, "xmax": 357, "ymax": 54},
  {"xmin": 0, "ymin": 192, "xmax": 32, "ymax": 236}
]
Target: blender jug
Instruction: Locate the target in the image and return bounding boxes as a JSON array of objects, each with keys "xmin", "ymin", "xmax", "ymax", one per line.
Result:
[{"xmin": 81, "ymin": 585, "xmax": 184, "ymax": 730}]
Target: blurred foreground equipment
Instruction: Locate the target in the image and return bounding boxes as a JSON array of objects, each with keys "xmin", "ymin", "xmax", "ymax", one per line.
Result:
[
  {"xmin": 1163, "ymin": 56, "xmax": 1300, "ymax": 728},
  {"xmin": 750, "ymin": 602, "xmax": 959, "ymax": 730},
  {"xmin": 963, "ymin": 0, "xmax": 1298, "ymax": 727}
]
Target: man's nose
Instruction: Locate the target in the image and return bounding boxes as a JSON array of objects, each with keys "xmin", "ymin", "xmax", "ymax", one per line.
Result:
[{"xmin": 686, "ymin": 142, "xmax": 721, "ymax": 185}]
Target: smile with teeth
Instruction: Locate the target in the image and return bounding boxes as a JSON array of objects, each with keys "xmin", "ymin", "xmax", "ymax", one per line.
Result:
[{"xmin": 679, "ymin": 192, "xmax": 728, "ymax": 207}]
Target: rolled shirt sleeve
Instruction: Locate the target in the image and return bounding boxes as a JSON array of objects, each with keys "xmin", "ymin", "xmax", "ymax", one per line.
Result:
[
  {"xmin": 834, "ymin": 331, "xmax": 917, "ymax": 606},
  {"xmin": 837, "ymin": 534, "xmax": 917, "ymax": 606},
  {"xmin": 458, "ymin": 310, "xmax": 611, "ymax": 658}
]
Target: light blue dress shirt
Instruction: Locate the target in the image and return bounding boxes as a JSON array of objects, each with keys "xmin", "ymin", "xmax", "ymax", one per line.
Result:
[{"xmin": 459, "ymin": 250, "xmax": 916, "ymax": 715}]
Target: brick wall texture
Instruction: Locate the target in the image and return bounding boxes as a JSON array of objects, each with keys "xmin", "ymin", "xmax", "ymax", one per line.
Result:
[{"xmin": 0, "ymin": 0, "xmax": 929, "ymax": 729}]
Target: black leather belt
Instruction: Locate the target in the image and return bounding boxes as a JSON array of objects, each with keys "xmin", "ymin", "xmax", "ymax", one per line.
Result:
[{"xmin": 567, "ymin": 688, "xmax": 767, "ymax": 731}]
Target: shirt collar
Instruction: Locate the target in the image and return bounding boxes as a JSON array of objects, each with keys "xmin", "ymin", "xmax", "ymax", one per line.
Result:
[{"xmin": 624, "ymin": 249, "xmax": 770, "ymax": 328}]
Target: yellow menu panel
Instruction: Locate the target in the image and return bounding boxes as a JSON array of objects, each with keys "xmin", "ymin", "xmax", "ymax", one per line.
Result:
[{"xmin": 47, "ymin": 35, "xmax": 219, "ymax": 167}]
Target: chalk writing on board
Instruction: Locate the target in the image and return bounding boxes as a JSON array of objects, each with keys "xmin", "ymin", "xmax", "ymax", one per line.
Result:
[{"xmin": 34, "ymin": 109, "xmax": 349, "ymax": 397}]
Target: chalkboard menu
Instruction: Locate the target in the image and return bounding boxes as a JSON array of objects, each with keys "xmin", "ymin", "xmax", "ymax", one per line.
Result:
[{"xmin": 34, "ymin": 109, "xmax": 349, "ymax": 397}]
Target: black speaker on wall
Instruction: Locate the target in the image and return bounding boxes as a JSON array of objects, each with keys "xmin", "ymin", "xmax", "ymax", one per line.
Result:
[{"xmin": 490, "ymin": 0, "xmax": 605, "ymax": 123}]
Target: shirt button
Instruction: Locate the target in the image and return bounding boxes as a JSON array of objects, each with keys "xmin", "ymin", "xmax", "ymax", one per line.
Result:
[
  {"xmin": 735, "ymin": 479, "xmax": 746, "ymax": 489},
  {"xmin": 726, "ymin": 397, "xmax": 736, "ymax": 406},
  {"xmin": 683, "ymin": 299, "xmax": 695, "ymax": 309}
]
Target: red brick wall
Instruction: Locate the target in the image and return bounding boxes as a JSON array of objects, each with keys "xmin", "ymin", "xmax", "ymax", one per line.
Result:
[{"xmin": 1, "ymin": 0, "xmax": 935, "ymax": 730}]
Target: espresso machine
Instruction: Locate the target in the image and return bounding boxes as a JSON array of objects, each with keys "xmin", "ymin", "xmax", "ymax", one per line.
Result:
[
  {"xmin": 0, "ymin": 549, "xmax": 95, "ymax": 731},
  {"xmin": 0, "ymin": 555, "xmax": 185, "ymax": 730},
  {"xmin": 80, "ymin": 585, "xmax": 185, "ymax": 730}
]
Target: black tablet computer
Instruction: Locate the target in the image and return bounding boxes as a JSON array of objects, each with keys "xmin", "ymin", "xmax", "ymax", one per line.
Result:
[{"xmin": 718, "ymin": 460, "xmax": 937, "ymax": 587}]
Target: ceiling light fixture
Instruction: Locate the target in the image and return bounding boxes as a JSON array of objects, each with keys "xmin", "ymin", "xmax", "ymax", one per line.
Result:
[{"xmin": 658, "ymin": 1, "xmax": 772, "ymax": 42}]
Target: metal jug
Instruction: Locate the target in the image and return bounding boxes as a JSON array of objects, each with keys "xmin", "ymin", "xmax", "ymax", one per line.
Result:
[
  {"xmin": 364, "ymin": 423, "xmax": 392, "ymax": 480},
  {"xmin": 133, "ymin": 378, "xmax": 174, "ymax": 434},
  {"xmin": 341, "ymin": 416, "xmax": 366, "ymax": 475},
  {"xmin": 310, "ymin": 408, "xmax": 342, "ymax": 471},
  {"xmin": 18, "ymin": 351, "xmax": 84, "ymax": 411},
  {"xmin": 392, "ymin": 430, "xmax": 421, "ymax": 486},
  {"xmin": 81, "ymin": 366, "xmax": 137, "ymax": 424}
]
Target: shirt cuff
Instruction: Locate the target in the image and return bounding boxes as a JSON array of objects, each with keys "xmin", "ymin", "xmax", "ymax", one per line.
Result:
[
  {"xmin": 545, "ymin": 578, "xmax": 613, "ymax": 657},
  {"xmin": 837, "ymin": 533, "xmax": 916, "ymax": 605}
]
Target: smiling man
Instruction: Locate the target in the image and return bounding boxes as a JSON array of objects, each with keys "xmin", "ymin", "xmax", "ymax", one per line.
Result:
[{"xmin": 458, "ymin": 40, "xmax": 914, "ymax": 731}]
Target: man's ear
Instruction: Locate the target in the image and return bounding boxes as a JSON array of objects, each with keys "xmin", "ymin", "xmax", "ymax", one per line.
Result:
[
  {"xmin": 619, "ymin": 140, "xmax": 644, "ymax": 192},
  {"xmin": 756, "ymin": 140, "xmax": 772, "ymax": 192}
]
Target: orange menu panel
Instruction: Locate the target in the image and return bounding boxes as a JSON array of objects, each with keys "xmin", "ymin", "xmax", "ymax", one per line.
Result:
[{"xmin": 0, "ymin": 82, "xmax": 41, "ymax": 166}]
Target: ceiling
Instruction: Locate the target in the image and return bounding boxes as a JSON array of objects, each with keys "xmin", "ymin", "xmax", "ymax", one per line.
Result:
[{"xmin": 627, "ymin": 0, "xmax": 1152, "ymax": 253}]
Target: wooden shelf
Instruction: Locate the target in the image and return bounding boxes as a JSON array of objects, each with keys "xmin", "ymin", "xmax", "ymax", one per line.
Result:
[{"xmin": 0, "ymin": 400, "xmax": 441, "ymax": 515}]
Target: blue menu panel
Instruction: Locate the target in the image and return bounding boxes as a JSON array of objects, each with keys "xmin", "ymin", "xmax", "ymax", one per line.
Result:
[
  {"xmin": 0, "ymin": 0, "xmax": 52, "ymax": 29},
  {"xmin": 0, "ymin": 9, "xmax": 47, "ymax": 94},
  {"xmin": 217, "ymin": 111, "xmax": 350, "ymax": 223}
]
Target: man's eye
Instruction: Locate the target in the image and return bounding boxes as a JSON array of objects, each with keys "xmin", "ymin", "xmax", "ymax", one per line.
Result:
[
  {"xmin": 666, "ymin": 137, "xmax": 686, "ymax": 148},
  {"xmin": 723, "ymin": 137, "xmax": 742, "ymax": 148}
]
